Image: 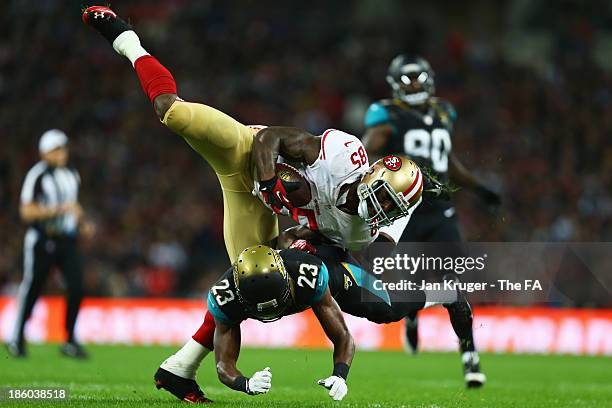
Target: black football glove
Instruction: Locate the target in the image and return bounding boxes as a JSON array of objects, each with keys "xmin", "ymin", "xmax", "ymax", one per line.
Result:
[
  {"xmin": 421, "ymin": 166, "xmax": 458, "ymax": 202},
  {"xmin": 259, "ymin": 176, "xmax": 300, "ymax": 215}
]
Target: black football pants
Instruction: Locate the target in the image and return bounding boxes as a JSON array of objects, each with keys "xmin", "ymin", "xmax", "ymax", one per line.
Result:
[{"xmin": 12, "ymin": 229, "xmax": 84, "ymax": 345}]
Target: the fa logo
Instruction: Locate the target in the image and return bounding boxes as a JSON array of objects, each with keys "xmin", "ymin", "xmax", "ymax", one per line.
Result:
[{"xmin": 383, "ymin": 155, "xmax": 402, "ymax": 171}]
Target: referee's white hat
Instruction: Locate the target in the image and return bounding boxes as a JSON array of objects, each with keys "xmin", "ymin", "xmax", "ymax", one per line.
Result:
[{"xmin": 39, "ymin": 129, "xmax": 68, "ymax": 154}]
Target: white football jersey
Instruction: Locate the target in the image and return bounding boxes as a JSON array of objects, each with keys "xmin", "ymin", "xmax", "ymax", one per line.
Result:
[
  {"xmin": 253, "ymin": 128, "xmax": 420, "ymax": 250},
  {"xmin": 287, "ymin": 129, "xmax": 379, "ymax": 250}
]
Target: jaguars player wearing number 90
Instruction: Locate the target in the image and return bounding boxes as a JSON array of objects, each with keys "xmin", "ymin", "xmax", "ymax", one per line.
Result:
[
  {"xmin": 154, "ymin": 245, "xmax": 354, "ymax": 402},
  {"xmin": 363, "ymin": 55, "xmax": 500, "ymax": 388}
]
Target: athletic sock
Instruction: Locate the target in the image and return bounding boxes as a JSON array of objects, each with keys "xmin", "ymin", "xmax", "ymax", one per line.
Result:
[
  {"xmin": 159, "ymin": 311, "xmax": 216, "ymax": 380},
  {"xmin": 160, "ymin": 339, "xmax": 210, "ymax": 380},
  {"xmin": 462, "ymin": 351, "xmax": 480, "ymax": 366},
  {"xmin": 112, "ymin": 30, "xmax": 149, "ymax": 66},
  {"xmin": 111, "ymin": 30, "xmax": 177, "ymax": 103},
  {"xmin": 191, "ymin": 311, "xmax": 216, "ymax": 350},
  {"xmin": 133, "ymin": 55, "xmax": 177, "ymax": 103}
]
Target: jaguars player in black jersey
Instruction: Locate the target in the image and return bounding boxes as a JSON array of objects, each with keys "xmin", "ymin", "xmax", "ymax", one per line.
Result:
[
  {"xmin": 159, "ymin": 245, "xmax": 354, "ymax": 402},
  {"xmin": 363, "ymin": 55, "xmax": 498, "ymax": 388},
  {"xmin": 278, "ymin": 233, "xmax": 482, "ymax": 388},
  {"xmin": 155, "ymin": 240, "xmax": 473, "ymax": 402}
]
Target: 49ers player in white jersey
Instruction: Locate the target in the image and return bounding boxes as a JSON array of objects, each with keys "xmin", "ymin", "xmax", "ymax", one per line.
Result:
[
  {"xmin": 158, "ymin": 126, "xmax": 424, "ymax": 402},
  {"xmin": 253, "ymin": 127, "xmax": 424, "ymax": 250},
  {"xmin": 293, "ymin": 129, "xmax": 381, "ymax": 249},
  {"xmin": 80, "ymin": 4, "xmax": 426, "ymax": 402}
]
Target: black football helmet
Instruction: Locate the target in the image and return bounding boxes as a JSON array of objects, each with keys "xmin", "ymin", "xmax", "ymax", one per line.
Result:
[{"xmin": 386, "ymin": 55, "xmax": 435, "ymax": 106}]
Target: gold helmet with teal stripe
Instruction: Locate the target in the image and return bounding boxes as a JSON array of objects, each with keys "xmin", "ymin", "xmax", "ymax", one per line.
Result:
[{"xmin": 233, "ymin": 245, "xmax": 292, "ymax": 322}]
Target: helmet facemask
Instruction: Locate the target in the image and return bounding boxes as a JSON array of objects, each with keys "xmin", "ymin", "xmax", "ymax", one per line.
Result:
[
  {"xmin": 357, "ymin": 180, "xmax": 412, "ymax": 228},
  {"xmin": 357, "ymin": 157, "xmax": 423, "ymax": 228},
  {"xmin": 386, "ymin": 56, "xmax": 435, "ymax": 106},
  {"xmin": 239, "ymin": 286, "xmax": 291, "ymax": 322}
]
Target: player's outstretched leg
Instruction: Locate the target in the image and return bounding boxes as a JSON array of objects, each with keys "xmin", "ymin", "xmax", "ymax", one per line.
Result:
[
  {"xmin": 82, "ymin": 4, "xmax": 278, "ymax": 261},
  {"xmin": 443, "ymin": 277, "xmax": 486, "ymax": 388},
  {"xmin": 6, "ymin": 341, "xmax": 26, "ymax": 358},
  {"xmin": 154, "ymin": 311, "xmax": 216, "ymax": 402},
  {"xmin": 403, "ymin": 310, "xmax": 419, "ymax": 355}
]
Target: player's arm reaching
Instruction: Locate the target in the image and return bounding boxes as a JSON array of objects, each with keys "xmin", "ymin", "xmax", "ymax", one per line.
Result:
[
  {"xmin": 208, "ymin": 245, "xmax": 354, "ymax": 401},
  {"xmin": 312, "ymin": 289, "xmax": 355, "ymax": 401},
  {"xmin": 212, "ymin": 288, "xmax": 354, "ymax": 401},
  {"xmin": 448, "ymin": 153, "xmax": 501, "ymax": 207},
  {"xmin": 213, "ymin": 322, "xmax": 273, "ymax": 396},
  {"xmin": 362, "ymin": 102, "xmax": 394, "ymax": 161},
  {"xmin": 277, "ymin": 225, "xmax": 335, "ymax": 253},
  {"xmin": 253, "ymin": 127, "xmax": 321, "ymax": 179},
  {"xmin": 362, "ymin": 124, "xmax": 393, "ymax": 162}
]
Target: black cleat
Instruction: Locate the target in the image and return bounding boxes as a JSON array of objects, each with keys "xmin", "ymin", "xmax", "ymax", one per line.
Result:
[
  {"xmin": 82, "ymin": 5, "xmax": 132, "ymax": 44},
  {"xmin": 403, "ymin": 315, "xmax": 419, "ymax": 355},
  {"xmin": 6, "ymin": 341, "xmax": 26, "ymax": 358},
  {"xmin": 60, "ymin": 342, "xmax": 89, "ymax": 359},
  {"xmin": 463, "ymin": 351, "xmax": 486, "ymax": 388},
  {"xmin": 154, "ymin": 367, "xmax": 212, "ymax": 403}
]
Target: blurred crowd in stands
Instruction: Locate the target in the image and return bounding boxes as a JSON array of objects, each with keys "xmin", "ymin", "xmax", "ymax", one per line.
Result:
[{"xmin": 0, "ymin": 0, "xmax": 610, "ymax": 304}]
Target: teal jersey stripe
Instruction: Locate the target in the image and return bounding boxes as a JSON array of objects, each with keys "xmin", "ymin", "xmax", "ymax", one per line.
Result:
[
  {"xmin": 312, "ymin": 262, "xmax": 330, "ymax": 303},
  {"xmin": 364, "ymin": 102, "xmax": 391, "ymax": 127},
  {"xmin": 343, "ymin": 262, "xmax": 391, "ymax": 306},
  {"xmin": 207, "ymin": 291, "xmax": 235, "ymax": 325}
]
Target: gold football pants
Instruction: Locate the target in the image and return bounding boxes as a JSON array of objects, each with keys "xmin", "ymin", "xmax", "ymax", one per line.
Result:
[{"xmin": 162, "ymin": 100, "xmax": 278, "ymax": 262}]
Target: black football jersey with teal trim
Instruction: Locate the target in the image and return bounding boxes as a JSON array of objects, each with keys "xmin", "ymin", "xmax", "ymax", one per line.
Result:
[
  {"xmin": 207, "ymin": 249, "xmax": 329, "ymax": 325},
  {"xmin": 365, "ymin": 97, "xmax": 457, "ymax": 211},
  {"xmin": 364, "ymin": 97, "xmax": 456, "ymax": 181}
]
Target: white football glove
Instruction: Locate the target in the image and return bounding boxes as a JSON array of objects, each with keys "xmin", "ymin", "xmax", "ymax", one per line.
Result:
[
  {"xmin": 318, "ymin": 375, "xmax": 348, "ymax": 401},
  {"xmin": 247, "ymin": 367, "xmax": 272, "ymax": 395}
]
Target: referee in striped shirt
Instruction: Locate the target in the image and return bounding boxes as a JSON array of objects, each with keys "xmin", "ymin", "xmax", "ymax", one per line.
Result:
[{"xmin": 7, "ymin": 129, "xmax": 92, "ymax": 358}]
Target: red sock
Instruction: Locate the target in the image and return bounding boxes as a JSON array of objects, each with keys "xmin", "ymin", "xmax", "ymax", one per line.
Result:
[
  {"xmin": 133, "ymin": 55, "xmax": 177, "ymax": 103},
  {"xmin": 192, "ymin": 310, "xmax": 216, "ymax": 350}
]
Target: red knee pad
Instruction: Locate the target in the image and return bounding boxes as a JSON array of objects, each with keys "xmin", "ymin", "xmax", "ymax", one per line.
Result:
[
  {"xmin": 133, "ymin": 55, "xmax": 177, "ymax": 103},
  {"xmin": 192, "ymin": 310, "xmax": 216, "ymax": 350}
]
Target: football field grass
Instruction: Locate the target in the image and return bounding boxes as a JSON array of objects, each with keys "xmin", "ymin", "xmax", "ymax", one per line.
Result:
[{"xmin": 1, "ymin": 344, "xmax": 611, "ymax": 407}]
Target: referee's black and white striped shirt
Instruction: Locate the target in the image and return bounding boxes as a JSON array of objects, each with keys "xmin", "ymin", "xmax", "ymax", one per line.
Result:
[{"xmin": 20, "ymin": 161, "xmax": 81, "ymax": 237}]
